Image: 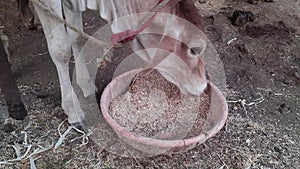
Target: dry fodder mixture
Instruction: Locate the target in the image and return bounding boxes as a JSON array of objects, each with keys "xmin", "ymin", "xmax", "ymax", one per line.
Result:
[{"xmin": 109, "ymin": 70, "xmax": 210, "ymax": 139}]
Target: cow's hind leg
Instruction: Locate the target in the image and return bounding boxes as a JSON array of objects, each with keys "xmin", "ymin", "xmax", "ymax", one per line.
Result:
[
  {"xmin": 33, "ymin": 1, "xmax": 85, "ymax": 124},
  {"xmin": 17, "ymin": 0, "xmax": 35, "ymax": 29}
]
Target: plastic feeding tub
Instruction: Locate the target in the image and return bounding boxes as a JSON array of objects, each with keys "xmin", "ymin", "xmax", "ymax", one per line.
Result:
[{"xmin": 100, "ymin": 68, "xmax": 228, "ymax": 155}]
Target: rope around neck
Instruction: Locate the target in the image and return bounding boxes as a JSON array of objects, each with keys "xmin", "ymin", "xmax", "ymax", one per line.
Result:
[{"xmin": 111, "ymin": 0, "xmax": 171, "ymax": 45}]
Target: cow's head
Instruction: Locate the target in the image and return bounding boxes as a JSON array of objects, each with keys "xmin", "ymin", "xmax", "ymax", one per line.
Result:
[
  {"xmin": 108, "ymin": 0, "xmax": 208, "ymax": 95},
  {"xmin": 132, "ymin": 30, "xmax": 207, "ymax": 96},
  {"xmin": 128, "ymin": 6, "xmax": 207, "ymax": 95}
]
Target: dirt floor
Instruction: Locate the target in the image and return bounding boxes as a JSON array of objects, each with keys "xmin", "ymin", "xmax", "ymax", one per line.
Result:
[{"xmin": 0, "ymin": 0, "xmax": 300, "ymax": 168}]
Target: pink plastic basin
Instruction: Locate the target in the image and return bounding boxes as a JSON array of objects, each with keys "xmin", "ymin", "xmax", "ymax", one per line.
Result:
[{"xmin": 100, "ymin": 69, "xmax": 228, "ymax": 155}]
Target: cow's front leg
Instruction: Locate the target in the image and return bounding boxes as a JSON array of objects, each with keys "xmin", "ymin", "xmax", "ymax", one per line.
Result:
[
  {"xmin": 33, "ymin": 0, "xmax": 85, "ymax": 124},
  {"xmin": 63, "ymin": 3, "xmax": 97, "ymax": 98}
]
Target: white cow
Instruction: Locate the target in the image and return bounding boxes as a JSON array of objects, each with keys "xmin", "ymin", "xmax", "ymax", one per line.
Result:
[{"xmin": 18, "ymin": 0, "xmax": 208, "ymax": 124}]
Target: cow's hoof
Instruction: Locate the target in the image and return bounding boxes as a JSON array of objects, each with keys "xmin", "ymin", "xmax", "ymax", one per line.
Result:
[
  {"xmin": 70, "ymin": 122, "xmax": 84, "ymax": 131},
  {"xmin": 7, "ymin": 102, "xmax": 28, "ymax": 120}
]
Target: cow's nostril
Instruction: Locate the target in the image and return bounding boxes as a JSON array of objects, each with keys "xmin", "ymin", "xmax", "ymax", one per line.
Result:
[{"xmin": 190, "ymin": 47, "xmax": 202, "ymax": 55}]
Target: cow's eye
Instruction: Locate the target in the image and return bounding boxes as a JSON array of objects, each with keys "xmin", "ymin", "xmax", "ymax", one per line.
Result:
[{"xmin": 190, "ymin": 47, "xmax": 202, "ymax": 55}]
